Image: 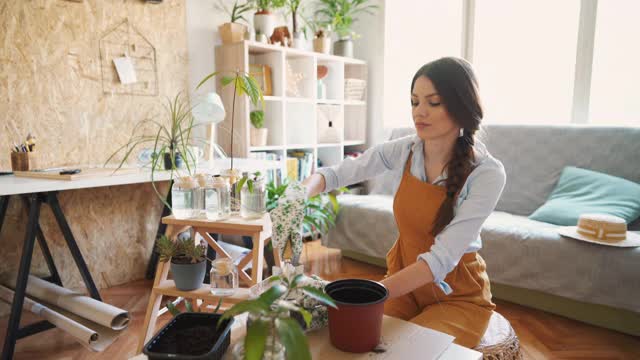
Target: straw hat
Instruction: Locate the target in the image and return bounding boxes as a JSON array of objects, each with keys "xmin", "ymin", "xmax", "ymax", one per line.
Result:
[{"xmin": 558, "ymin": 213, "xmax": 640, "ymax": 247}]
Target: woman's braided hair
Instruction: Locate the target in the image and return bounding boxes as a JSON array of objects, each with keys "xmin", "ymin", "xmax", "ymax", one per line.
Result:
[{"xmin": 410, "ymin": 57, "xmax": 483, "ymax": 236}]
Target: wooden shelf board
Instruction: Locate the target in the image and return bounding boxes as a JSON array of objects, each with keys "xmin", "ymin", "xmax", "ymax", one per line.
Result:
[
  {"xmin": 344, "ymin": 140, "xmax": 366, "ymax": 146},
  {"xmin": 250, "ymin": 145, "xmax": 285, "ymax": 151},
  {"xmin": 317, "ymin": 143, "xmax": 342, "ymax": 148},
  {"xmin": 155, "ymin": 280, "xmax": 251, "ymax": 303}
]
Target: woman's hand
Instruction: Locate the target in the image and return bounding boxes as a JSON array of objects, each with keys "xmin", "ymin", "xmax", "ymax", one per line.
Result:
[
  {"xmin": 302, "ymin": 173, "xmax": 326, "ymax": 198},
  {"xmin": 381, "ymin": 260, "xmax": 435, "ymax": 299}
]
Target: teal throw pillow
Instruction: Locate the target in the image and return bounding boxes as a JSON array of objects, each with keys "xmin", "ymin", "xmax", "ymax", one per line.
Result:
[{"xmin": 529, "ymin": 166, "xmax": 640, "ymax": 226}]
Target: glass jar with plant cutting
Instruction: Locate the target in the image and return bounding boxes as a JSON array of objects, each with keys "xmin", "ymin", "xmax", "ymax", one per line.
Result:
[{"xmin": 238, "ymin": 171, "xmax": 267, "ymax": 219}]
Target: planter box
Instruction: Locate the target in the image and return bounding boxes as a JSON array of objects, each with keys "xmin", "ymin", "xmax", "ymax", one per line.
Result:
[{"xmin": 143, "ymin": 313, "xmax": 234, "ymax": 360}]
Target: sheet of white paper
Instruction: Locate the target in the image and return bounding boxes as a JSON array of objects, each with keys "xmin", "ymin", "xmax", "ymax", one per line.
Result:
[{"xmin": 113, "ymin": 56, "xmax": 137, "ymax": 84}]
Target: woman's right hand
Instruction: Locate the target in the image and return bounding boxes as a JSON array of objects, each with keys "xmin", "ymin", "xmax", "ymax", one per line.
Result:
[{"xmin": 302, "ymin": 173, "xmax": 326, "ymax": 199}]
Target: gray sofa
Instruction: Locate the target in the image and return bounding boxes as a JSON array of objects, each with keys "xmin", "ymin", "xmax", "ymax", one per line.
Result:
[{"xmin": 323, "ymin": 124, "xmax": 640, "ymax": 335}]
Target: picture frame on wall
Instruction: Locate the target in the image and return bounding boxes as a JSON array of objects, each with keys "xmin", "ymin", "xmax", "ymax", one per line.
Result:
[{"xmin": 249, "ymin": 64, "xmax": 273, "ymax": 96}]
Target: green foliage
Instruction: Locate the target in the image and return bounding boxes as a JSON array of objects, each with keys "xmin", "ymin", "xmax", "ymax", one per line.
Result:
[
  {"xmin": 231, "ymin": 1, "xmax": 253, "ymax": 23},
  {"xmin": 237, "ymin": 171, "xmax": 262, "ymax": 194},
  {"xmin": 165, "ymin": 298, "xmax": 224, "ymax": 316},
  {"xmin": 250, "ymin": 110, "xmax": 265, "ymax": 129},
  {"xmin": 155, "ymin": 235, "xmax": 206, "ymax": 264},
  {"xmin": 315, "ymin": 0, "xmax": 377, "ymax": 39},
  {"xmin": 252, "ymin": 0, "xmax": 286, "ymax": 12},
  {"xmin": 218, "ymin": 273, "xmax": 337, "ymax": 360}
]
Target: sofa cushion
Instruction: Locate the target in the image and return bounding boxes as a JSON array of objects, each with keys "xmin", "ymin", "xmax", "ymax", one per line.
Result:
[
  {"xmin": 529, "ymin": 166, "xmax": 640, "ymax": 225},
  {"xmin": 323, "ymin": 194, "xmax": 397, "ymax": 261},
  {"xmin": 481, "ymin": 125, "xmax": 640, "ymax": 216},
  {"xmin": 480, "ymin": 211, "xmax": 640, "ymax": 313}
]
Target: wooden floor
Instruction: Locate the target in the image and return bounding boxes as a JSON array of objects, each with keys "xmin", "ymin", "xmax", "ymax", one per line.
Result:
[{"xmin": 1, "ymin": 240, "xmax": 639, "ymax": 359}]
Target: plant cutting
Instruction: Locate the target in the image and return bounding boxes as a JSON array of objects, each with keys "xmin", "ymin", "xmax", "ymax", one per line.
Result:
[
  {"xmin": 196, "ymin": 69, "xmax": 264, "ymax": 189},
  {"xmin": 216, "ymin": 0, "xmax": 253, "ymax": 44},
  {"xmin": 250, "ymin": 110, "xmax": 268, "ymax": 147},
  {"xmin": 237, "ymin": 171, "xmax": 268, "ymax": 219},
  {"xmin": 251, "ymin": 0, "xmax": 286, "ymax": 39},
  {"xmin": 156, "ymin": 235, "xmax": 208, "ymax": 291},
  {"xmin": 219, "ymin": 272, "xmax": 337, "ymax": 360},
  {"xmin": 315, "ymin": 0, "xmax": 377, "ymax": 57}
]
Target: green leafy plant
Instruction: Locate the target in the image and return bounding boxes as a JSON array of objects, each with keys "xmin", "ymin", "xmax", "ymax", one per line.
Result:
[
  {"xmin": 219, "ymin": 274, "xmax": 337, "ymax": 360},
  {"xmin": 285, "ymin": 0, "xmax": 304, "ymax": 34},
  {"xmin": 237, "ymin": 171, "xmax": 262, "ymax": 194},
  {"xmin": 251, "ymin": 0, "xmax": 286, "ymax": 14},
  {"xmin": 214, "ymin": 0, "xmax": 253, "ymax": 23},
  {"xmin": 250, "ymin": 110, "xmax": 265, "ymax": 129},
  {"xmin": 165, "ymin": 298, "xmax": 224, "ymax": 316},
  {"xmin": 156, "ymin": 235, "xmax": 207, "ymax": 264},
  {"xmin": 300, "ymin": 12, "xmax": 331, "ymax": 38},
  {"xmin": 315, "ymin": 0, "xmax": 377, "ymax": 39},
  {"xmin": 197, "ymin": 70, "xmax": 264, "ymax": 171}
]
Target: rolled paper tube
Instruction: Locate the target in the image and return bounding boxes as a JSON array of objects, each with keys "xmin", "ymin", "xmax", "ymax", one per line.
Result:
[{"xmin": 5, "ymin": 275, "xmax": 129, "ymax": 330}]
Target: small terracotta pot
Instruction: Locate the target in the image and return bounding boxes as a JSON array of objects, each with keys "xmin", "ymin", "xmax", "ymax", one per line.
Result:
[{"xmin": 325, "ymin": 279, "xmax": 389, "ymax": 353}]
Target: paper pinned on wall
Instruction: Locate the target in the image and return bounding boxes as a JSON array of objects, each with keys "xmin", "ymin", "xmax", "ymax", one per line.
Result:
[{"xmin": 113, "ymin": 56, "xmax": 137, "ymax": 84}]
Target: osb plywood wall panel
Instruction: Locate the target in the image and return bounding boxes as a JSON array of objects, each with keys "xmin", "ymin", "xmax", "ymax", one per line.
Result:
[{"xmin": 0, "ymin": 0, "xmax": 188, "ymax": 315}]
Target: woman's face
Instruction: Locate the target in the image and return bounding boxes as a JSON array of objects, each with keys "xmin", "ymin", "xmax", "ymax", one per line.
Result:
[{"xmin": 411, "ymin": 76, "xmax": 459, "ymax": 141}]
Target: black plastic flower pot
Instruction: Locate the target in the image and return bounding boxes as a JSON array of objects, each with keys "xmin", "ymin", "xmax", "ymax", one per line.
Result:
[{"xmin": 143, "ymin": 312, "xmax": 234, "ymax": 360}]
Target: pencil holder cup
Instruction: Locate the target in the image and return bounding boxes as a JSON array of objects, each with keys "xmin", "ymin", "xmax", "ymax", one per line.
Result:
[{"xmin": 10, "ymin": 152, "xmax": 38, "ymax": 171}]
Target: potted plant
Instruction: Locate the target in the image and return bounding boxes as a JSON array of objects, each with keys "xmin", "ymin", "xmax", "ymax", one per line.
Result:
[
  {"xmin": 316, "ymin": 0, "xmax": 377, "ymax": 57},
  {"xmin": 106, "ymin": 92, "xmax": 207, "ymax": 209},
  {"xmin": 251, "ymin": 0, "xmax": 286, "ymax": 40},
  {"xmin": 156, "ymin": 235, "xmax": 207, "ymax": 291},
  {"xmin": 301, "ymin": 14, "xmax": 331, "ymax": 54},
  {"xmin": 219, "ymin": 272, "xmax": 337, "ymax": 360},
  {"xmin": 285, "ymin": 0, "xmax": 306, "ymax": 49},
  {"xmin": 237, "ymin": 171, "xmax": 267, "ymax": 219},
  {"xmin": 250, "ymin": 110, "xmax": 268, "ymax": 147},
  {"xmin": 196, "ymin": 70, "xmax": 264, "ymax": 198},
  {"xmin": 217, "ymin": 0, "xmax": 253, "ymax": 44}
]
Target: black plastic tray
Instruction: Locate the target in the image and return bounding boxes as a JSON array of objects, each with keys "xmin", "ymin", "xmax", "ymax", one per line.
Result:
[{"xmin": 143, "ymin": 313, "xmax": 234, "ymax": 360}]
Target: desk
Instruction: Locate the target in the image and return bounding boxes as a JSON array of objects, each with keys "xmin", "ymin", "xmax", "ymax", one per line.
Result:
[
  {"xmin": 0, "ymin": 159, "xmax": 280, "ymax": 360},
  {"xmin": 131, "ymin": 315, "xmax": 482, "ymax": 360}
]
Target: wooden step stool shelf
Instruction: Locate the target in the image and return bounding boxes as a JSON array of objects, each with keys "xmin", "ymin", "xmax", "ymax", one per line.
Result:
[{"xmin": 138, "ymin": 213, "xmax": 282, "ymax": 352}]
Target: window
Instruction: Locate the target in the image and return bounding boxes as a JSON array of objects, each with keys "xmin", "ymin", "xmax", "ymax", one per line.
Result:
[
  {"xmin": 383, "ymin": 0, "xmax": 463, "ymax": 129},
  {"xmin": 472, "ymin": 0, "xmax": 581, "ymax": 124},
  {"xmin": 589, "ymin": 1, "xmax": 640, "ymax": 126}
]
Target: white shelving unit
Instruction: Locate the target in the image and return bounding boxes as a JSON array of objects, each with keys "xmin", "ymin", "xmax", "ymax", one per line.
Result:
[{"xmin": 214, "ymin": 40, "xmax": 368, "ymax": 181}]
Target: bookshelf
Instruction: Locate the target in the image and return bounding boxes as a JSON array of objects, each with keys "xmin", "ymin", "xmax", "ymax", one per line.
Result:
[{"xmin": 213, "ymin": 40, "xmax": 368, "ymax": 183}]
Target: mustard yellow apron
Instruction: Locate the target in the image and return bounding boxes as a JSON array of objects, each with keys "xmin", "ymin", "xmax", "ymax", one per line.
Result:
[{"xmin": 383, "ymin": 152, "xmax": 495, "ymax": 348}]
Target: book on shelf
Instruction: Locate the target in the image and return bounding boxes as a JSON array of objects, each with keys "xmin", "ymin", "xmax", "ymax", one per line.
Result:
[
  {"xmin": 249, "ymin": 151, "xmax": 282, "ymax": 185},
  {"xmin": 287, "ymin": 150, "xmax": 314, "ymax": 182}
]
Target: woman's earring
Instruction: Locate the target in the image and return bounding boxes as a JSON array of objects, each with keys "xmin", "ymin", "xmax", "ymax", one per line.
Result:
[{"xmin": 459, "ymin": 128, "xmax": 464, "ymax": 138}]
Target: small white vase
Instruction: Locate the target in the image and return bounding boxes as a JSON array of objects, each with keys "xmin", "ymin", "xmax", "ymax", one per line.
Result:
[
  {"xmin": 292, "ymin": 32, "xmax": 307, "ymax": 50},
  {"xmin": 254, "ymin": 13, "xmax": 276, "ymax": 39},
  {"xmin": 250, "ymin": 127, "xmax": 268, "ymax": 147}
]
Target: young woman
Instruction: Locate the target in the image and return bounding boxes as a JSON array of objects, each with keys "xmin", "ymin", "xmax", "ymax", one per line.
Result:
[{"xmin": 303, "ymin": 57, "xmax": 506, "ymax": 348}]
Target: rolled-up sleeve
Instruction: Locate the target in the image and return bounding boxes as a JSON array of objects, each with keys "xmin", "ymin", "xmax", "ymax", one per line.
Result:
[
  {"xmin": 316, "ymin": 137, "xmax": 408, "ymax": 192},
  {"xmin": 418, "ymin": 160, "xmax": 506, "ymax": 293}
]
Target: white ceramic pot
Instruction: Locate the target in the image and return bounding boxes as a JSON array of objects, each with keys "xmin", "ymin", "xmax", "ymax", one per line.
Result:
[
  {"xmin": 254, "ymin": 13, "xmax": 276, "ymax": 39},
  {"xmin": 334, "ymin": 38, "xmax": 354, "ymax": 57},
  {"xmin": 292, "ymin": 32, "xmax": 307, "ymax": 50},
  {"xmin": 250, "ymin": 127, "xmax": 268, "ymax": 147},
  {"xmin": 313, "ymin": 37, "xmax": 331, "ymax": 54}
]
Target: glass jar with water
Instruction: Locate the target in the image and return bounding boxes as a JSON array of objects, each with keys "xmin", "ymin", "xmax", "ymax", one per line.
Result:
[
  {"xmin": 240, "ymin": 176, "xmax": 267, "ymax": 219},
  {"xmin": 205, "ymin": 176, "xmax": 231, "ymax": 220},
  {"xmin": 210, "ymin": 258, "xmax": 238, "ymax": 297},
  {"xmin": 171, "ymin": 176, "xmax": 198, "ymax": 219}
]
